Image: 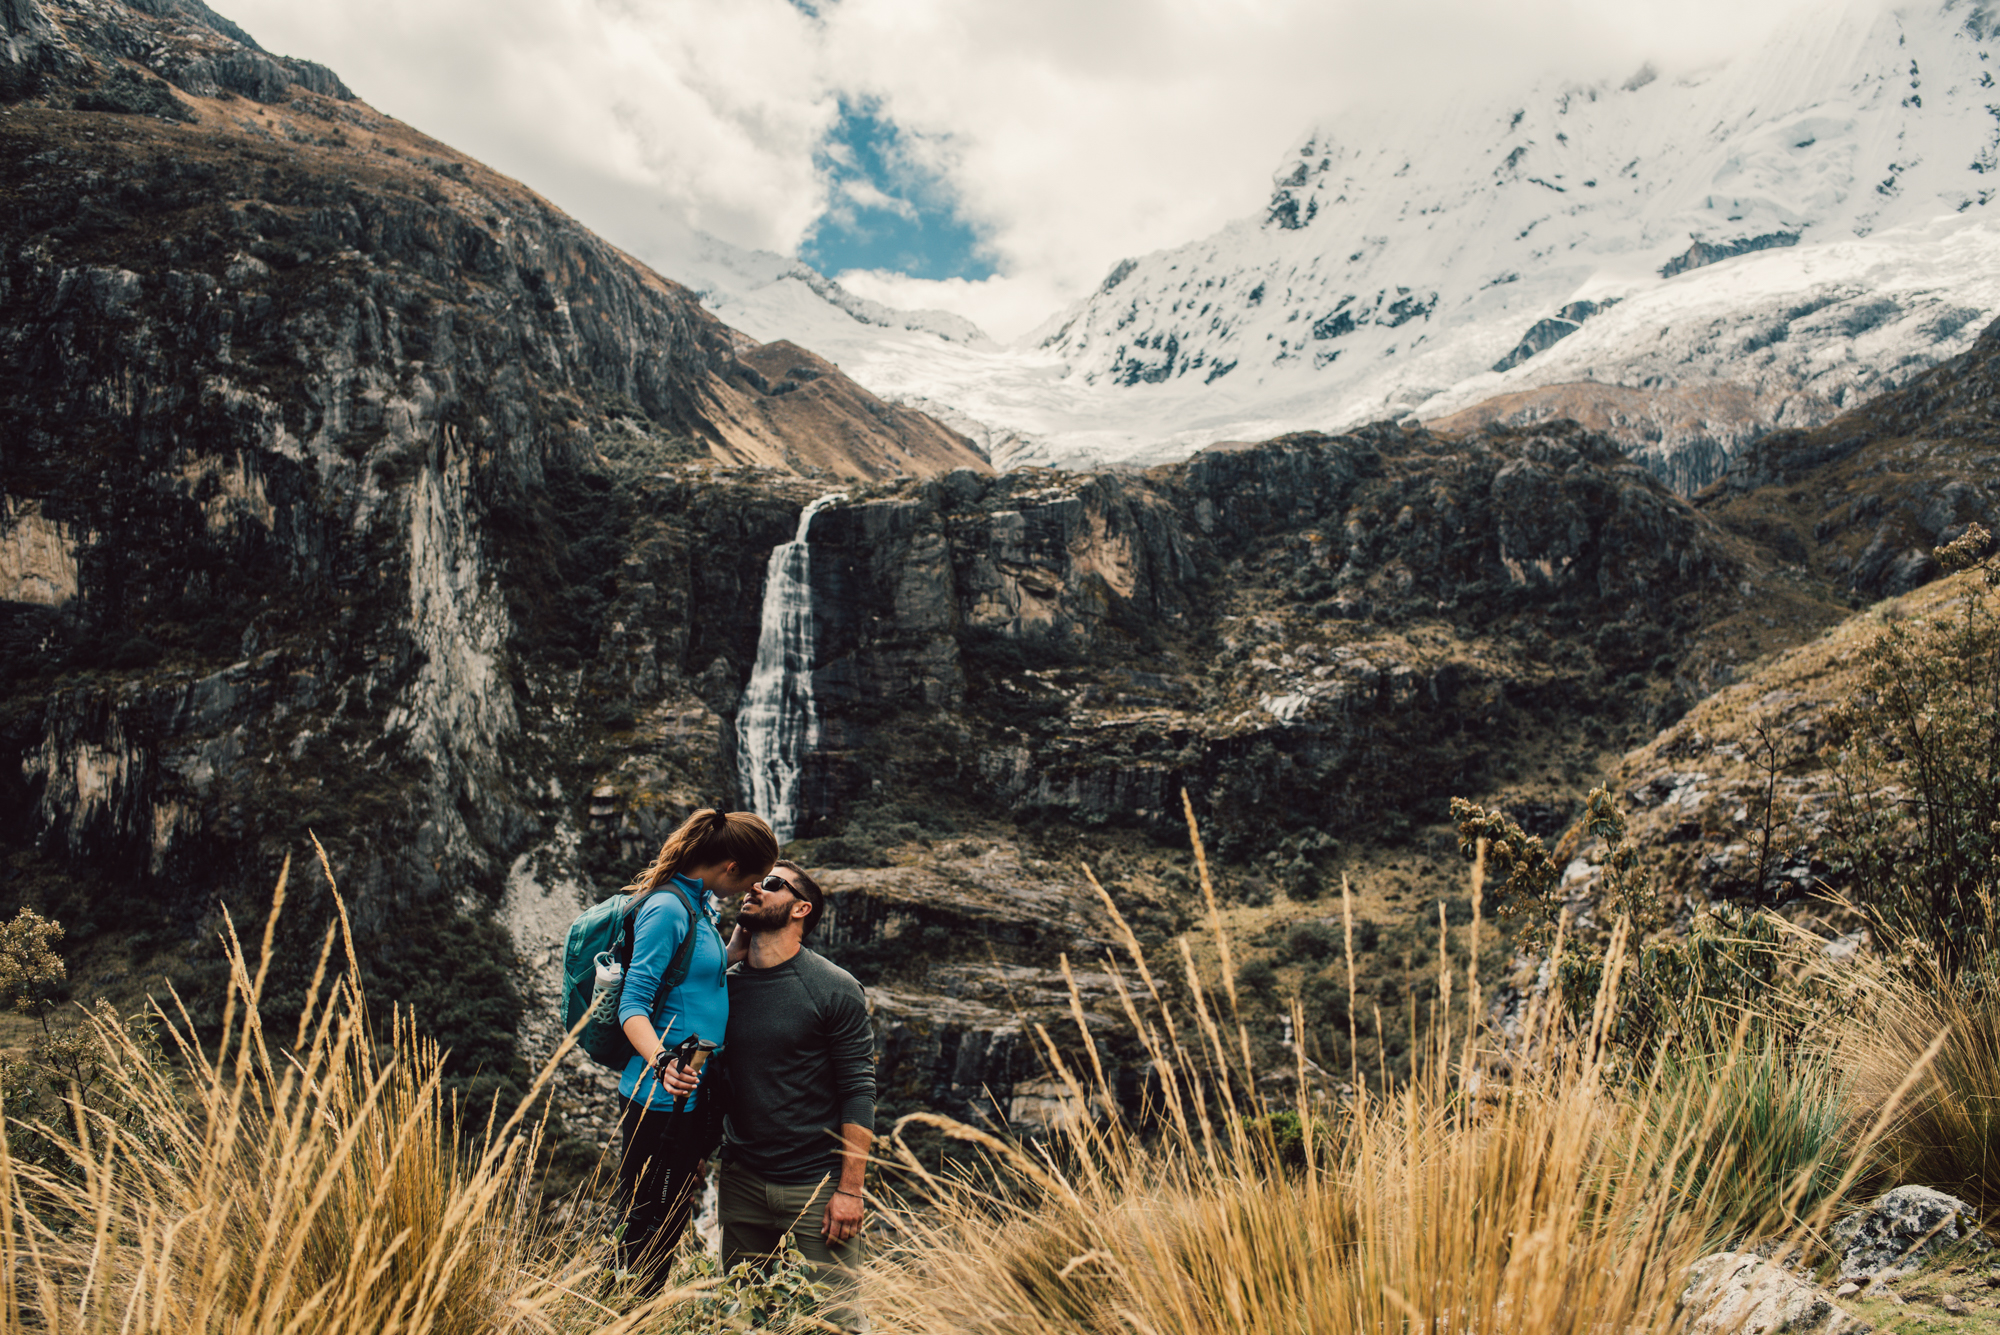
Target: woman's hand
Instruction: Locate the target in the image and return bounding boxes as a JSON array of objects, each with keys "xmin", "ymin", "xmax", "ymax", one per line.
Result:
[
  {"xmin": 652, "ymin": 1049, "xmax": 702, "ymax": 1096},
  {"xmin": 726, "ymin": 921, "xmax": 750, "ymax": 966}
]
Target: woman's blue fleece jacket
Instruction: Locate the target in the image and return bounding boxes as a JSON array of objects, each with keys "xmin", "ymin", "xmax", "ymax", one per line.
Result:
[{"xmin": 616, "ymin": 873, "xmax": 729, "ymax": 1109}]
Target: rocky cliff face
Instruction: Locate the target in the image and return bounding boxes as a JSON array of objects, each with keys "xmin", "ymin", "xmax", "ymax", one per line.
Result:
[
  {"xmin": 0, "ymin": 0, "xmax": 981, "ymax": 1092},
  {"xmin": 779, "ymin": 422, "xmax": 1832, "ymax": 868}
]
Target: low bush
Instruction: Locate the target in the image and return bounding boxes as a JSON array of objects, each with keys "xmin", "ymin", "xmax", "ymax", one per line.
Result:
[
  {"xmin": 1823, "ymin": 527, "xmax": 2000, "ymax": 974},
  {"xmin": 800, "ymin": 799, "xmax": 961, "ymax": 868},
  {"xmin": 1234, "ymin": 956, "xmax": 1277, "ymax": 997},
  {"xmin": 1833, "ymin": 892, "xmax": 2000, "ymax": 1212},
  {"xmin": 1280, "ymin": 920, "xmax": 1341, "ymax": 963},
  {"xmin": 818, "ymin": 921, "xmax": 957, "ymax": 984}
]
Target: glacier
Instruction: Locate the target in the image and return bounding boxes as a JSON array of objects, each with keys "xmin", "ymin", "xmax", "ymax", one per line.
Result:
[{"xmin": 669, "ymin": 0, "xmax": 2000, "ymax": 487}]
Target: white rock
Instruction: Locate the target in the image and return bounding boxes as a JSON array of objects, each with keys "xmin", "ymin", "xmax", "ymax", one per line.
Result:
[
  {"xmin": 1678, "ymin": 1252, "xmax": 1870, "ymax": 1335},
  {"xmin": 1829, "ymin": 1186, "xmax": 1991, "ymax": 1282}
]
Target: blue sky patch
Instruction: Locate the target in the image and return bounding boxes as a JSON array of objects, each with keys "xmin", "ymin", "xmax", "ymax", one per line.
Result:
[{"xmin": 801, "ymin": 101, "xmax": 994, "ymax": 282}]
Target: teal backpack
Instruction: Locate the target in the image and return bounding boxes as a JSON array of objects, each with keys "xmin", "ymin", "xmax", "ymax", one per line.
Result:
[{"xmin": 562, "ymin": 882, "xmax": 704, "ymax": 1070}]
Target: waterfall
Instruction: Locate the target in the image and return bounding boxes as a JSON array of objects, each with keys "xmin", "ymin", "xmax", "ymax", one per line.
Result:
[{"xmin": 735, "ymin": 493, "xmax": 843, "ymax": 843}]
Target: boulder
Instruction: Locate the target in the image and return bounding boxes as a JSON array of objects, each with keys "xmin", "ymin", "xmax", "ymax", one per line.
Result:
[
  {"xmin": 1677, "ymin": 1252, "xmax": 1870, "ymax": 1335},
  {"xmin": 1827, "ymin": 1185, "xmax": 1990, "ymax": 1282}
]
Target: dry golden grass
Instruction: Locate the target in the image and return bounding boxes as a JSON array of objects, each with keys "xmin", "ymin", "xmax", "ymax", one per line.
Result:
[
  {"xmin": 0, "ymin": 810, "xmax": 1975, "ymax": 1334},
  {"xmin": 1825, "ymin": 900, "xmax": 2000, "ymax": 1215},
  {"xmin": 859, "ymin": 817, "xmax": 1914, "ymax": 1335},
  {"xmin": 0, "ymin": 844, "xmax": 734, "ymax": 1335}
]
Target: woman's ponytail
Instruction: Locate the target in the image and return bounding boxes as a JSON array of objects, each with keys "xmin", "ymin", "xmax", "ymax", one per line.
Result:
[{"xmin": 625, "ymin": 807, "xmax": 778, "ymax": 900}]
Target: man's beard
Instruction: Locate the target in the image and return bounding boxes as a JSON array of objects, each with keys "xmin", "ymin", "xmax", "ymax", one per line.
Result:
[{"xmin": 736, "ymin": 900, "xmax": 795, "ymax": 933}]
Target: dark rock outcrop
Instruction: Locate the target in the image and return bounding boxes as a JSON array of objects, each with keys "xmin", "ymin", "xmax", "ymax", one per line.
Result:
[
  {"xmin": 1828, "ymin": 1186, "xmax": 1990, "ymax": 1282},
  {"xmin": 1, "ymin": 0, "xmax": 82, "ymax": 98},
  {"xmin": 21, "ymin": 0, "xmax": 350, "ymax": 105},
  {"xmin": 1659, "ymin": 230, "xmax": 1801, "ymax": 279},
  {"xmin": 1491, "ymin": 298, "xmax": 1620, "ymax": 373}
]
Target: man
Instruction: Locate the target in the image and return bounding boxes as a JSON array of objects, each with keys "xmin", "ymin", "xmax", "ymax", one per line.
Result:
[{"xmin": 720, "ymin": 858, "xmax": 875, "ymax": 1326}]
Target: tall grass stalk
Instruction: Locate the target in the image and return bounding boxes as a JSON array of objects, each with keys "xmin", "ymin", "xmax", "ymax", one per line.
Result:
[
  {"xmin": 1634, "ymin": 1027, "xmax": 1853, "ymax": 1242},
  {"xmin": 1833, "ymin": 899, "xmax": 2000, "ymax": 1211},
  {"xmin": 861, "ymin": 814, "xmax": 1901, "ymax": 1335},
  {"xmin": 0, "ymin": 846, "xmax": 709, "ymax": 1334}
]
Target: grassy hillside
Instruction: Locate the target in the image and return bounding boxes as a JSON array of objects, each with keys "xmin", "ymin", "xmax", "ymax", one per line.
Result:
[{"xmin": 11, "ymin": 778, "xmax": 2000, "ymax": 1332}]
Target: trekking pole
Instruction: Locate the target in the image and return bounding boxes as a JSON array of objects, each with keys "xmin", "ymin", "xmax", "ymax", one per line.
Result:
[{"xmin": 664, "ymin": 1035, "xmax": 717, "ymax": 1115}]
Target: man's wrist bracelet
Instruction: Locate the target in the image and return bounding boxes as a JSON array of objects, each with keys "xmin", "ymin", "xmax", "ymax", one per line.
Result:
[{"xmin": 834, "ymin": 1189, "xmax": 863, "ymax": 1200}]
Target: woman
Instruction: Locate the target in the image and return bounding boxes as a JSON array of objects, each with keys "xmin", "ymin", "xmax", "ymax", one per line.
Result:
[{"xmin": 614, "ymin": 807, "xmax": 778, "ymax": 1290}]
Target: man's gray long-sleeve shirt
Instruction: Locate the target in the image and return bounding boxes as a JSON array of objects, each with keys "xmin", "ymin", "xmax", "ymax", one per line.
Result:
[{"xmin": 721, "ymin": 948, "xmax": 876, "ymax": 1184}]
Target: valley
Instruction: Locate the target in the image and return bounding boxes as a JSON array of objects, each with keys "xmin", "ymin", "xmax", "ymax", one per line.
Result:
[{"xmin": 1, "ymin": 0, "xmax": 1999, "ymax": 1242}]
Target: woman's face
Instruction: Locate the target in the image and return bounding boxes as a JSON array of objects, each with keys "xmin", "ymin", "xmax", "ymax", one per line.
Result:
[{"xmin": 708, "ymin": 860, "xmax": 772, "ymax": 898}]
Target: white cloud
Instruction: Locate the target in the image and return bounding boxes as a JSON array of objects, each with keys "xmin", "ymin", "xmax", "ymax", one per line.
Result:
[
  {"xmin": 226, "ymin": 0, "xmax": 833, "ymax": 250},
  {"xmin": 833, "ymin": 178, "xmax": 919, "ymax": 223},
  {"xmin": 222, "ymin": 0, "xmax": 1863, "ymax": 341}
]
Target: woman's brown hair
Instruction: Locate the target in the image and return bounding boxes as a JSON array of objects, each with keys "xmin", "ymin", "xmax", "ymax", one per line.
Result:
[{"xmin": 624, "ymin": 808, "xmax": 778, "ymax": 900}]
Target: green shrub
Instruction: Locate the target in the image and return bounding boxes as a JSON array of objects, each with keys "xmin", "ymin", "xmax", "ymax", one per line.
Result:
[
  {"xmin": 108, "ymin": 635, "xmax": 164, "ymax": 670},
  {"xmin": 1243, "ymin": 1109, "xmax": 1332, "ymax": 1175},
  {"xmin": 801, "ymin": 799, "xmax": 961, "ymax": 868},
  {"xmin": 1453, "ymin": 788, "xmax": 1803, "ymax": 1056},
  {"xmin": 1302, "ymin": 970, "xmax": 1351, "ymax": 1030},
  {"xmin": 818, "ymin": 922, "xmax": 956, "ymax": 985},
  {"xmin": 1824, "ymin": 524, "xmax": 2000, "ymax": 975},
  {"xmin": 1637, "ymin": 1039, "xmax": 1851, "ymax": 1238},
  {"xmin": 1281, "ymin": 921, "xmax": 1341, "ymax": 964},
  {"xmin": 1235, "ymin": 956, "xmax": 1277, "ymax": 997}
]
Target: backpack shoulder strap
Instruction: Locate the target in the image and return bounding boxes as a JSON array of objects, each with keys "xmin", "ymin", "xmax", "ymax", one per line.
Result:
[
  {"xmin": 655, "ymin": 881, "xmax": 705, "ymax": 993},
  {"xmin": 610, "ymin": 893, "xmax": 637, "ymax": 965}
]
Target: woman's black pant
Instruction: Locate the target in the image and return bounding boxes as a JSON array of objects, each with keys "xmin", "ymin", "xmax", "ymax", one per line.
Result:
[{"xmin": 616, "ymin": 1095, "xmax": 708, "ymax": 1289}]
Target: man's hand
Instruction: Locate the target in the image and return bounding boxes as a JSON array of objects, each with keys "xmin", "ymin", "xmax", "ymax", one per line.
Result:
[
  {"xmin": 652, "ymin": 1051, "xmax": 700, "ymax": 1096},
  {"xmin": 822, "ymin": 1188, "xmax": 863, "ymax": 1244}
]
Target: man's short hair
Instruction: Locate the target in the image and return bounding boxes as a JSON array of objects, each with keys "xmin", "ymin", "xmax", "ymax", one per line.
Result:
[{"xmin": 774, "ymin": 858, "xmax": 826, "ymax": 938}]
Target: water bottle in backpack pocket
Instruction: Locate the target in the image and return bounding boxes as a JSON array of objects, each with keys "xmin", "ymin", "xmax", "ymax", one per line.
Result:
[
  {"xmin": 578, "ymin": 950, "xmax": 627, "ymax": 1060},
  {"xmin": 588, "ymin": 952, "xmax": 625, "ymax": 1020}
]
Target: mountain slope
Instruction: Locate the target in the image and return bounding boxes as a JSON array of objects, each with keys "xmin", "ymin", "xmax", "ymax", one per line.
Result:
[
  {"xmin": 1696, "ymin": 296, "xmax": 2000, "ymax": 597},
  {"xmin": 0, "ymin": 0, "xmax": 984, "ymax": 482},
  {"xmin": 0, "ymin": 0, "xmax": 981, "ymax": 1094},
  {"xmin": 766, "ymin": 1, "xmax": 2000, "ymax": 483}
]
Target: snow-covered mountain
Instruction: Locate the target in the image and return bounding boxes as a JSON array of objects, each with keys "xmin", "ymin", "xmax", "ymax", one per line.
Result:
[
  {"xmin": 679, "ymin": 0, "xmax": 2000, "ymax": 485},
  {"xmin": 673, "ymin": 232, "xmax": 994, "ymax": 353}
]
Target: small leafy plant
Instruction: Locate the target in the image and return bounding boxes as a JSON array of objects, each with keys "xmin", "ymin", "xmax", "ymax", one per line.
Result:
[
  {"xmin": 1451, "ymin": 788, "xmax": 1804, "ymax": 1056},
  {"xmin": 1823, "ymin": 521, "xmax": 2000, "ymax": 975}
]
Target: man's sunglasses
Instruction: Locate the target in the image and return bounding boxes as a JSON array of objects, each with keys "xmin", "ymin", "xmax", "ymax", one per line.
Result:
[{"xmin": 755, "ymin": 874, "xmax": 797, "ymax": 895}]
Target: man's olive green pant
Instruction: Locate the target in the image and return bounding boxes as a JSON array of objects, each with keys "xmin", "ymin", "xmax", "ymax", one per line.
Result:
[{"xmin": 717, "ymin": 1162, "xmax": 863, "ymax": 1330}]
